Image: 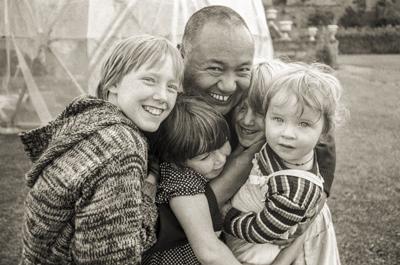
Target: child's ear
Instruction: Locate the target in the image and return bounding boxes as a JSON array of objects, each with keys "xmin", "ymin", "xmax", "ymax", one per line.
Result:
[{"xmin": 108, "ymin": 85, "xmax": 118, "ymax": 95}]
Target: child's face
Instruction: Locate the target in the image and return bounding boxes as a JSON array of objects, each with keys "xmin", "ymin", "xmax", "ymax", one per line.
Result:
[
  {"xmin": 112, "ymin": 56, "xmax": 179, "ymax": 132},
  {"xmin": 265, "ymin": 92, "xmax": 324, "ymax": 165},
  {"xmin": 233, "ymin": 99, "xmax": 265, "ymax": 148},
  {"xmin": 184, "ymin": 141, "xmax": 231, "ymax": 180}
]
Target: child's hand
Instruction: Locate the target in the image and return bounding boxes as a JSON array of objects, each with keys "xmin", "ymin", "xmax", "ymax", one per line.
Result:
[
  {"xmin": 291, "ymin": 191, "xmax": 327, "ymax": 237},
  {"xmin": 270, "ymin": 237, "xmax": 296, "ymax": 248},
  {"xmin": 143, "ymin": 173, "xmax": 158, "ymax": 203}
]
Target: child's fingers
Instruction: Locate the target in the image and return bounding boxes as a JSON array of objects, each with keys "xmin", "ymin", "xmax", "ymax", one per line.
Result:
[{"xmin": 271, "ymin": 237, "xmax": 295, "ymax": 247}]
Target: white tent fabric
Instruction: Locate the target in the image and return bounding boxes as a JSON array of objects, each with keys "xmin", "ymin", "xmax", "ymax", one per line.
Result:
[
  {"xmin": 0, "ymin": 0, "xmax": 272, "ymax": 130},
  {"xmin": 87, "ymin": 0, "xmax": 273, "ymax": 86}
]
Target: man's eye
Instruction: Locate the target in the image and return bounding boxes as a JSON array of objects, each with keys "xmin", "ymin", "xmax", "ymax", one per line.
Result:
[
  {"xmin": 239, "ymin": 67, "xmax": 251, "ymax": 72},
  {"xmin": 207, "ymin": 67, "xmax": 222, "ymax": 72},
  {"xmin": 272, "ymin": 117, "xmax": 284, "ymax": 123}
]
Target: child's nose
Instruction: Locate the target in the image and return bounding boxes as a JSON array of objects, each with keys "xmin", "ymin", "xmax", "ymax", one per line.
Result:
[
  {"xmin": 281, "ymin": 124, "xmax": 296, "ymax": 139},
  {"xmin": 214, "ymin": 151, "xmax": 227, "ymax": 166},
  {"xmin": 153, "ymin": 86, "xmax": 168, "ymax": 102},
  {"xmin": 243, "ymin": 109, "xmax": 255, "ymax": 125}
]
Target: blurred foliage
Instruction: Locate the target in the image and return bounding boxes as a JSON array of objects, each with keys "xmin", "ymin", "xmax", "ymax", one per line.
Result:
[
  {"xmin": 336, "ymin": 26, "xmax": 400, "ymax": 53},
  {"xmin": 307, "ymin": 11, "xmax": 335, "ymax": 26},
  {"xmin": 339, "ymin": 0, "xmax": 400, "ymax": 27}
]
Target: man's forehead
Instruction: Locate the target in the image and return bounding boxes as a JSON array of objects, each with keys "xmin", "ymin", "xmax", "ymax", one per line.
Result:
[
  {"xmin": 191, "ymin": 23, "xmax": 254, "ymax": 64},
  {"xmin": 198, "ymin": 21, "xmax": 252, "ymax": 41}
]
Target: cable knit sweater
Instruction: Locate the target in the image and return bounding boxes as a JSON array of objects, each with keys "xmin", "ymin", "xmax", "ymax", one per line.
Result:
[{"xmin": 19, "ymin": 96, "xmax": 157, "ymax": 265}]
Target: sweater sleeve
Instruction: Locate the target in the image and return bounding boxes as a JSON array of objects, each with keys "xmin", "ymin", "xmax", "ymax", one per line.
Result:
[
  {"xmin": 22, "ymin": 173, "xmax": 77, "ymax": 264},
  {"xmin": 72, "ymin": 148, "xmax": 157, "ymax": 265},
  {"xmin": 224, "ymin": 193, "xmax": 308, "ymax": 243}
]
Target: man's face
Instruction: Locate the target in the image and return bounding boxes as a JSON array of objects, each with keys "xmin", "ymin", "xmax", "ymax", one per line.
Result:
[{"xmin": 183, "ymin": 22, "xmax": 255, "ymax": 115}]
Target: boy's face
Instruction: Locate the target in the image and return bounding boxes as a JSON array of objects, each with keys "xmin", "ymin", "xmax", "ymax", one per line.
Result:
[
  {"xmin": 265, "ymin": 92, "xmax": 324, "ymax": 165},
  {"xmin": 183, "ymin": 22, "xmax": 254, "ymax": 115},
  {"xmin": 111, "ymin": 56, "xmax": 179, "ymax": 132},
  {"xmin": 184, "ymin": 141, "xmax": 231, "ymax": 180},
  {"xmin": 233, "ymin": 99, "xmax": 265, "ymax": 148}
]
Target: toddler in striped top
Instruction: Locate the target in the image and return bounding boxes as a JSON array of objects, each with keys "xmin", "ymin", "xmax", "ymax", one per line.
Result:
[{"xmin": 224, "ymin": 61, "xmax": 346, "ymax": 265}]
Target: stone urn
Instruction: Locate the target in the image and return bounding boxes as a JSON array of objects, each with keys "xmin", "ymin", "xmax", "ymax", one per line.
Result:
[
  {"xmin": 278, "ymin": 20, "xmax": 293, "ymax": 41},
  {"xmin": 266, "ymin": 8, "xmax": 278, "ymax": 21},
  {"xmin": 308, "ymin": 26, "xmax": 318, "ymax": 42},
  {"xmin": 327, "ymin": 24, "xmax": 339, "ymax": 41}
]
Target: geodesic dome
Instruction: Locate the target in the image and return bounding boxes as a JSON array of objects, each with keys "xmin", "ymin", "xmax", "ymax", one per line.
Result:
[{"xmin": 0, "ymin": 0, "xmax": 273, "ymax": 131}]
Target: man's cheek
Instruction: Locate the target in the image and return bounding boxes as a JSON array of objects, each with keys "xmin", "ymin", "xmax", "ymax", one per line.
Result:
[{"xmin": 196, "ymin": 76, "xmax": 216, "ymax": 92}]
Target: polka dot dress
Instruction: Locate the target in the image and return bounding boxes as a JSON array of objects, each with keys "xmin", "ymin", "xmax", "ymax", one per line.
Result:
[
  {"xmin": 142, "ymin": 162, "xmax": 208, "ymax": 265},
  {"xmin": 156, "ymin": 162, "xmax": 209, "ymax": 204},
  {"xmin": 142, "ymin": 243, "xmax": 201, "ymax": 265}
]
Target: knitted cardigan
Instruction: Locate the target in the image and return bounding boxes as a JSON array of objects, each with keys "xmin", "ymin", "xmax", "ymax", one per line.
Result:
[{"xmin": 19, "ymin": 96, "xmax": 157, "ymax": 265}]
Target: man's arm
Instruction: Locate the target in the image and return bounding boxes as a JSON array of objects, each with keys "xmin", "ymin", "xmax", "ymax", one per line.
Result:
[
  {"xmin": 210, "ymin": 140, "xmax": 264, "ymax": 207},
  {"xmin": 316, "ymin": 132, "xmax": 336, "ymax": 196}
]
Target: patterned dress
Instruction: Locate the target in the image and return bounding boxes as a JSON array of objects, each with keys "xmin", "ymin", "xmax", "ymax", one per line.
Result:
[{"xmin": 142, "ymin": 162, "xmax": 222, "ymax": 265}]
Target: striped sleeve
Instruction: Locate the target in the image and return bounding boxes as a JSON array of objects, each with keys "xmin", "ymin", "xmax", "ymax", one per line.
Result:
[{"xmin": 224, "ymin": 177, "xmax": 321, "ymax": 243}]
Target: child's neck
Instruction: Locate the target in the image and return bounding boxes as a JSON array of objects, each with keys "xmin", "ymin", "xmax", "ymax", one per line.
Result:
[{"xmin": 281, "ymin": 152, "xmax": 314, "ymax": 171}]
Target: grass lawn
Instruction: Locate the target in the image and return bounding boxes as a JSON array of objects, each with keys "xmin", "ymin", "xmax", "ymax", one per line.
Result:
[{"xmin": 1, "ymin": 54, "xmax": 399, "ymax": 264}]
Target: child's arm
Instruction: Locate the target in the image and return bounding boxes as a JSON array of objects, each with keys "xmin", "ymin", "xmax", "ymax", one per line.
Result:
[
  {"xmin": 170, "ymin": 194, "xmax": 242, "ymax": 265},
  {"xmin": 210, "ymin": 140, "xmax": 264, "ymax": 208},
  {"xmin": 224, "ymin": 193, "xmax": 309, "ymax": 243}
]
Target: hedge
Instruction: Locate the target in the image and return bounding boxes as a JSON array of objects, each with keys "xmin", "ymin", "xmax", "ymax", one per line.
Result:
[{"xmin": 336, "ymin": 26, "xmax": 400, "ymax": 54}]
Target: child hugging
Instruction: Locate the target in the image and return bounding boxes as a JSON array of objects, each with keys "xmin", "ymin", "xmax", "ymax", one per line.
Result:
[
  {"xmin": 143, "ymin": 96, "xmax": 242, "ymax": 265},
  {"xmin": 224, "ymin": 61, "xmax": 345, "ymax": 265},
  {"xmin": 19, "ymin": 34, "xmax": 183, "ymax": 265}
]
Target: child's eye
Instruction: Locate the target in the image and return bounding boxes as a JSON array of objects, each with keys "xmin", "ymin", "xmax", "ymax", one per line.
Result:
[
  {"xmin": 272, "ymin": 117, "xmax": 284, "ymax": 123},
  {"xmin": 238, "ymin": 104, "xmax": 247, "ymax": 113},
  {"xmin": 167, "ymin": 83, "xmax": 179, "ymax": 92},
  {"xmin": 299, "ymin": 121, "xmax": 311, "ymax": 128},
  {"xmin": 199, "ymin": 153, "xmax": 210, "ymax": 161},
  {"xmin": 142, "ymin": 77, "xmax": 156, "ymax": 84}
]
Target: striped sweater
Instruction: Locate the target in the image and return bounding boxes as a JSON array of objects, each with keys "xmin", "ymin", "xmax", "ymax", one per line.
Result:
[
  {"xmin": 224, "ymin": 144, "xmax": 322, "ymax": 243},
  {"xmin": 19, "ymin": 96, "xmax": 157, "ymax": 265}
]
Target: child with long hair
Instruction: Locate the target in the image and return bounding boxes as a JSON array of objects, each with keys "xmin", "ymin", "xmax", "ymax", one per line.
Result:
[
  {"xmin": 19, "ymin": 34, "xmax": 183, "ymax": 265},
  {"xmin": 143, "ymin": 95, "xmax": 244, "ymax": 265},
  {"xmin": 224, "ymin": 62, "xmax": 345, "ymax": 265}
]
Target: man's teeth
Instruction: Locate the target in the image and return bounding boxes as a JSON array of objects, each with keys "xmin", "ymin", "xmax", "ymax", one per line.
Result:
[
  {"xmin": 143, "ymin": 106, "xmax": 163, "ymax": 115},
  {"xmin": 210, "ymin": 93, "xmax": 230, "ymax": 102}
]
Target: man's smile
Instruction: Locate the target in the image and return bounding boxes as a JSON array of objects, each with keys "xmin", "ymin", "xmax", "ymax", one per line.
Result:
[{"xmin": 209, "ymin": 92, "xmax": 230, "ymax": 102}]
